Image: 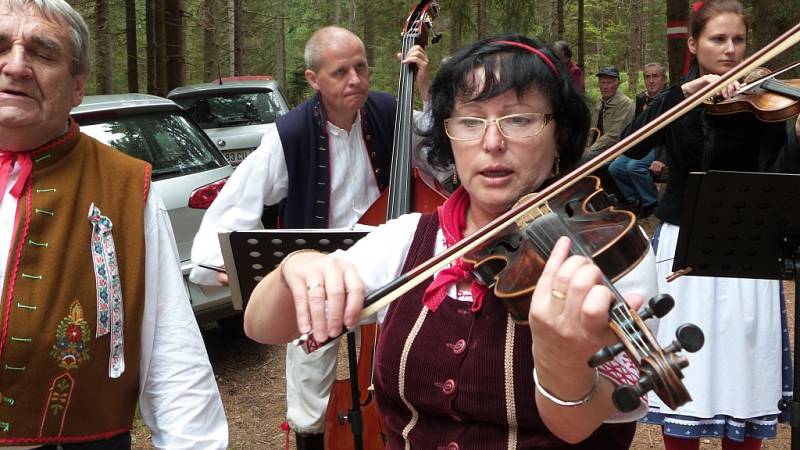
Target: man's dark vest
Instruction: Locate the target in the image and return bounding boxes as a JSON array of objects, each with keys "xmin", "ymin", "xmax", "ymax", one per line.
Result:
[
  {"xmin": 0, "ymin": 122, "xmax": 149, "ymax": 445},
  {"xmin": 275, "ymin": 91, "xmax": 396, "ymax": 228}
]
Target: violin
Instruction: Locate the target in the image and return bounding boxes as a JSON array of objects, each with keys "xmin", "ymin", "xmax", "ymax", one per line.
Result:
[
  {"xmin": 704, "ymin": 60, "xmax": 800, "ymax": 122},
  {"xmin": 324, "ymin": 2, "xmax": 444, "ymax": 449},
  {"xmin": 466, "ymin": 176, "xmax": 703, "ymax": 411},
  {"xmin": 297, "ymin": 20, "xmax": 800, "ymax": 413}
]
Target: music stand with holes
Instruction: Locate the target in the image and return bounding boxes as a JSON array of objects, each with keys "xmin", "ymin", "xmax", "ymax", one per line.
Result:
[
  {"xmin": 218, "ymin": 229, "xmax": 368, "ymax": 310},
  {"xmin": 672, "ymin": 170, "xmax": 800, "ymax": 449},
  {"xmin": 218, "ymin": 228, "xmax": 370, "ymax": 450}
]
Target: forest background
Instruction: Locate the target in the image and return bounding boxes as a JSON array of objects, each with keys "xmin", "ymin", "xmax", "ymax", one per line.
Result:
[{"xmin": 69, "ymin": 0, "xmax": 800, "ymax": 111}]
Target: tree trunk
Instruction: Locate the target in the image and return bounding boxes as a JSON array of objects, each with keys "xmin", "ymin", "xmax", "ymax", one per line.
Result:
[
  {"xmin": 94, "ymin": 0, "xmax": 113, "ymax": 94},
  {"xmin": 125, "ymin": 0, "xmax": 138, "ymax": 93},
  {"xmin": 227, "ymin": 0, "xmax": 234, "ymax": 75},
  {"xmin": 596, "ymin": 1, "xmax": 605, "ymax": 69},
  {"xmin": 233, "ymin": 0, "xmax": 244, "ymax": 76},
  {"xmin": 203, "ymin": 0, "xmax": 219, "ymax": 82},
  {"xmin": 363, "ymin": 0, "xmax": 373, "ymax": 66},
  {"xmin": 335, "ymin": 0, "xmax": 342, "ymax": 26},
  {"xmin": 476, "ymin": 0, "xmax": 487, "ymax": 38},
  {"xmin": 556, "ymin": 0, "xmax": 564, "ymax": 39},
  {"xmin": 165, "ymin": 0, "xmax": 186, "ymax": 92},
  {"xmin": 627, "ymin": 0, "xmax": 643, "ymax": 94},
  {"xmin": 348, "ymin": 0, "xmax": 356, "ymax": 31},
  {"xmin": 752, "ymin": 0, "xmax": 800, "ymax": 77},
  {"xmin": 666, "ymin": 0, "xmax": 689, "ymax": 84},
  {"xmin": 275, "ymin": 0, "xmax": 286, "ymax": 88},
  {"xmin": 146, "ymin": 0, "xmax": 157, "ymax": 94},
  {"xmin": 154, "ymin": 0, "xmax": 168, "ymax": 96},
  {"xmin": 578, "ymin": 0, "xmax": 585, "ymax": 71}
]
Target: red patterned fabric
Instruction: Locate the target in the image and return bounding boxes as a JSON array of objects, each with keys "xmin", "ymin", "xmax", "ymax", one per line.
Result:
[{"xmin": 422, "ymin": 187, "xmax": 488, "ymax": 312}]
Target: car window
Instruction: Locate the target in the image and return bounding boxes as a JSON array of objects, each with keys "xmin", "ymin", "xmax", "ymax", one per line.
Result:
[
  {"xmin": 175, "ymin": 91, "xmax": 285, "ymax": 129},
  {"xmin": 78, "ymin": 111, "xmax": 228, "ymax": 181}
]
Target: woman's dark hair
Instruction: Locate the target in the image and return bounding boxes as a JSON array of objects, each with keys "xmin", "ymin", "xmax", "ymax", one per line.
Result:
[
  {"xmin": 685, "ymin": 0, "xmax": 748, "ymax": 78},
  {"xmin": 420, "ymin": 34, "xmax": 589, "ymax": 175}
]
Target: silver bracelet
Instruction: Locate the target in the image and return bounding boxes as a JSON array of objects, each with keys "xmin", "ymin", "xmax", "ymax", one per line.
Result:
[{"xmin": 533, "ymin": 367, "xmax": 599, "ymax": 407}]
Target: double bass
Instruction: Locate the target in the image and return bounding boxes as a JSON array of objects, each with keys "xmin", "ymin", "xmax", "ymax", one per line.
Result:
[{"xmin": 323, "ymin": 2, "xmax": 445, "ymax": 449}]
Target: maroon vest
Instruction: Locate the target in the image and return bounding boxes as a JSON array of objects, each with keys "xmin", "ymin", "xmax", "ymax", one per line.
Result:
[{"xmin": 374, "ymin": 212, "xmax": 636, "ymax": 449}]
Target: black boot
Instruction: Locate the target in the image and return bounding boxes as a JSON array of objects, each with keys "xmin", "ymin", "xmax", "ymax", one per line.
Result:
[{"xmin": 295, "ymin": 432, "xmax": 324, "ymax": 450}]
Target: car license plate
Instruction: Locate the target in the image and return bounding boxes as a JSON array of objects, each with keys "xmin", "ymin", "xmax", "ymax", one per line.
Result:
[{"xmin": 223, "ymin": 149, "xmax": 253, "ymax": 167}]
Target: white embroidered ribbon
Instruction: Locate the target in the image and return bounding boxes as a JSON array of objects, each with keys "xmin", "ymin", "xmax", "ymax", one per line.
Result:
[{"xmin": 88, "ymin": 203, "xmax": 125, "ymax": 378}]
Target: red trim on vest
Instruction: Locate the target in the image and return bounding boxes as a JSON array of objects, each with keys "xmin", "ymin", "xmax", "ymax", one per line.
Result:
[
  {"xmin": 0, "ymin": 178, "xmax": 32, "ymax": 360},
  {"xmin": 143, "ymin": 163, "xmax": 151, "ymax": 203},
  {"xmin": 0, "ymin": 425, "xmax": 131, "ymax": 445},
  {"xmin": 30, "ymin": 121, "xmax": 80, "ymax": 158}
]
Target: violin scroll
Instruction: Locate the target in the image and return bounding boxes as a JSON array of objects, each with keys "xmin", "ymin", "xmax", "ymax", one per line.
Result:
[{"xmin": 597, "ymin": 295, "xmax": 704, "ymax": 413}]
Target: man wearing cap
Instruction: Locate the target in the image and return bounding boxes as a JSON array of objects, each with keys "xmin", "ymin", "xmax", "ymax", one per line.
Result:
[{"xmin": 584, "ymin": 67, "xmax": 634, "ymax": 161}]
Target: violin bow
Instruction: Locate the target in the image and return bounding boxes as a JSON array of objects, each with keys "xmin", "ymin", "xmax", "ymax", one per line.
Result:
[
  {"xmin": 735, "ymin": 59, "xmax": 800, "ymax": 95},
  {"xmin": 294, "ymin": 21, "xmax": 800, "ymax": 349}
]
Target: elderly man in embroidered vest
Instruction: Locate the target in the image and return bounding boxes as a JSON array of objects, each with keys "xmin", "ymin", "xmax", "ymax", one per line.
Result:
[
  {"xmin": 190, "ymin": 26, "xmax": 432, "ymax": 450},
  {"xmin": 0, "ymin": 1, "xmax": 227, "ymax": 448}
]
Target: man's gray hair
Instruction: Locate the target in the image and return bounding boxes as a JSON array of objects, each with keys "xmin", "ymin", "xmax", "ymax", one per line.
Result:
[
  {"xmin": 303, "ymin": 26, "xmax": 364, "ymax": 71},
  {"xmin": 644, "ymin": 62, "xmax": 666, "ymax": 77},
  {"xmin": 0, "ymin": 0, "xmax": 90, "ymax": 75}
]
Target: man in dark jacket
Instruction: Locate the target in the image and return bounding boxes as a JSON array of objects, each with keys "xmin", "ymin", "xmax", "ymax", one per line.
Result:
[{"xmin": 609, "ymin": 62, "xmax": 667, "ymax": 218}]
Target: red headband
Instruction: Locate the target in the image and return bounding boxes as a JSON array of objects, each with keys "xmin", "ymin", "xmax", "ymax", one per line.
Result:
[{"xmin": 491, "ymin": 40, "xmax": 560, "ymax": 79}]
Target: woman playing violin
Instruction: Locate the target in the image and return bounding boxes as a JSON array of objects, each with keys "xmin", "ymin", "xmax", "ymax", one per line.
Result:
[
  {"xmin": 620, "ymin": 1, "xmax": 800, "ymax": 449},
  {"xmin": 245, "ymin": 35, "xmax": 660, "ymax": 449}
]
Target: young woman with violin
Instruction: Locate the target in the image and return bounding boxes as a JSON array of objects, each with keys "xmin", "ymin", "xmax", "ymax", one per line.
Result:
[
  {"xmin": 620, "ymin": 1, "xmax": 800, "ymax": 449},
  {"xmin": 244, "ymin": 35, "xmax": 661, "ymax": 448}
]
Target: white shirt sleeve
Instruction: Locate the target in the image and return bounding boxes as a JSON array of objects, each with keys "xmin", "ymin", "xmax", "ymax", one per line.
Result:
[
  {"xmin": 189, "ymin": 125, "xmax": 288, "ymax": 285},
  {"xmin": 139, "ymin": 191, "xmax": 228, "ymax": 449}
]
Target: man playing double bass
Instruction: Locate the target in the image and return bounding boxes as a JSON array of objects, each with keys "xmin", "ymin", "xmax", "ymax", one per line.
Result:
[{"xmin": 190, "ymin": 26, "xmax": 432, "ymax": 450}]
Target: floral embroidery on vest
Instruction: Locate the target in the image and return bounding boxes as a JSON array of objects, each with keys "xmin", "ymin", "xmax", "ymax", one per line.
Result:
[{"xmin": 50, "ymin": 300, "xmax": 90, "ymax": 370}]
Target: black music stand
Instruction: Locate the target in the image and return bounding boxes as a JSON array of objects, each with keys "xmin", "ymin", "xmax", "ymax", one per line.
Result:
[
  {"xmin": 672, "ymin": 170, "xmax": 800, "ymax": 449},
  {"xmin": 218, "ymin": 228, "xmax": 370, "ymax": 450},
  {"xmin": 219, "ymin": 229, "xmax": 367, "ymax": 309}
]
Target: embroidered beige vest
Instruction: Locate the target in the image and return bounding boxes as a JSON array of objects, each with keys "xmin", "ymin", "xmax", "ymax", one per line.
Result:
[{"xmin": 0, "ymin": 122, "xmax": 150, "ymax": 445}]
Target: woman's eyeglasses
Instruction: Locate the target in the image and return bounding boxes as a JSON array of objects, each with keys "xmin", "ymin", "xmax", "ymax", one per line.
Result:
[{"xmin": 444, "ymin": 112, "xmax": 552, "ymax": 141}]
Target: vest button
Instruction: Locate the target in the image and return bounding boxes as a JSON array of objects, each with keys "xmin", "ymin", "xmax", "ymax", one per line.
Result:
[
  {"xmin": 375, "ymin": 168, "xmax": 381, "ymax": 174},
  {"xmin": 366, "ymin": 134, "xmax": 372, "ymax": 141},
  {"xmin": 442, "ymin": 378, "xmax": 456, "ymax": 395},
  {"xmin": 452, "ymin": 339, "xmax": 466, "ymax": 354},
  {"xmin": 371, "ymin": 152, "xmax": 377, "ymax": 158}
]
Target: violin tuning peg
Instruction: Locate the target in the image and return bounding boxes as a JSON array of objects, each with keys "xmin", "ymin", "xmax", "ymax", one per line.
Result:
[
  {"xmin": 589, "ymin": 342, "xmax": 626, "ymax": 368},
  {"xmin": 640, "ymin": 294, "xmax": 674, "ymax": 321},
  {"xmin": 676, "ymin": 323, "xmax": 705, "ymax": 353},
  {"xmin": 612, "ymin": 374, "xmax": 654, "ymax": 412}
]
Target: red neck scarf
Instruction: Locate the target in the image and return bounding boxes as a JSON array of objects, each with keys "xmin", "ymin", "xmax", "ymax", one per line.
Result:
[
  {"xmin": 0, "ymin": 151, "xmax": 32, "ymax": 201},
  {"xmin": 422, "ymin": 186, "xmax": 488, "ymax": 312}
]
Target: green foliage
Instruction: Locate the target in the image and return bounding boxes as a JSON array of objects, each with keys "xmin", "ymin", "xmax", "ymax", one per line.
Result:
[{"xmin": 76, "ymin": 0, "xmax": 797, "ymax": 107}]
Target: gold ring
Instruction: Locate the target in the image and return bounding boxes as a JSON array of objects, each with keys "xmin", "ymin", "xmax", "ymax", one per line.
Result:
[
  {"xmin": 551, "ymin": 289, "xmax": 566, "ymax": 300},
  {"xmin": 307, "ymin": 281, "xmax": 322, "ymax": 291}
]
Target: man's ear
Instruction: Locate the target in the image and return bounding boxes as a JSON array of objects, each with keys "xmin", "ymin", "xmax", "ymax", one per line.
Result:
[
  {"xmin": 72, "ymin": 72, "xmax": 87, "ymax": 107},
  {"xmin": 687, "ymin": 37, "xmax": 697, "ymax": 56},
  {"xmin": 305, "ymin": 69, "xmax": 319, "ymax": 91}
]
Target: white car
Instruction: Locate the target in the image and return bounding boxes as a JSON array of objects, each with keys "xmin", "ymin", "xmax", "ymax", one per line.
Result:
[
  {"xmin": 71, "ymin": 94, "xmax": 242, "ymax": 330},
  {"xmin": 168, "ymin": 76, "xmax": 290, "ymax": 167}
]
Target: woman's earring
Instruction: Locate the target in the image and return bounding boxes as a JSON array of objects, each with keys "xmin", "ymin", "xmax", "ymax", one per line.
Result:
[
  {"xmin": 551, "ymin": 156, "xmax": 561, "ymax": 177},
  {"xmin": 452, "ymin": 168, "xmax": 459, "ymax": 186}
]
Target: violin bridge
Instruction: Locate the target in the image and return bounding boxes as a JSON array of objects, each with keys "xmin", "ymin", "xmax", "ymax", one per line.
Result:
[{"xmin": 515, "ymin": 203, "xmax": 553, "ymax": 229}]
